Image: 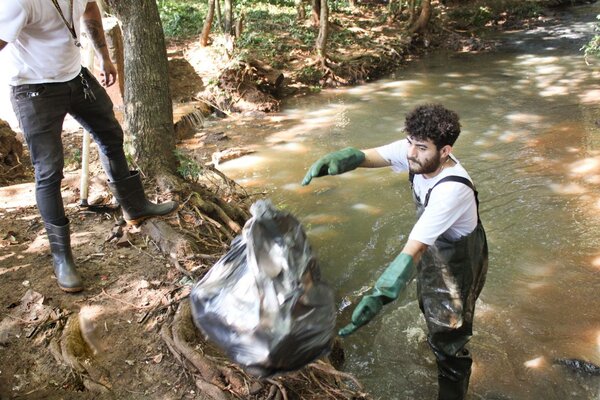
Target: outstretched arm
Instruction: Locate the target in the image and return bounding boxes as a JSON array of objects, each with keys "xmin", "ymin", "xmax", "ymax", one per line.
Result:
[
  {"xmin": 360, "ymin": 148, "xmax": 392, "ymax": 168},
  {"xmin": 301, "ymin": 146, "xmax": 392, "ymax": 185},
  {"xmin": 338, "ymin": 239, "xmax": 428, "ymax": 337},
  {"xmin": 82, "ymin": 2, "xmax": 116, "ymax": 87}
]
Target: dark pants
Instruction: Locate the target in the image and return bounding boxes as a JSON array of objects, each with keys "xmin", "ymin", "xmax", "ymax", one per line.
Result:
[{"xmin": 10, "ymin": 68, "xmax": 130, "ymax": 225}]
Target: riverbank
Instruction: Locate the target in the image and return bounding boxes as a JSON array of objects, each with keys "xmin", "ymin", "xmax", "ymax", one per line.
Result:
[
  {"xmin": 167, "ymin": 1, "xmax": 554, "ymax": 115},
  {"xmin": 163, "ymin": 1, "xmax": 560, "ymax": 166}
]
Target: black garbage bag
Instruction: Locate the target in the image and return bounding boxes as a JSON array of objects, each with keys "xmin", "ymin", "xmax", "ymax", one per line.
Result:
[{"xmin": 190, "ymin": 200, "xmax": 336, "ymax": 378}]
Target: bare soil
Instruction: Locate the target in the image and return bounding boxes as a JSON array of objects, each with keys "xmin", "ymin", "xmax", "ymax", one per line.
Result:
[{"xmin": 0, "ymin": 130, "xmax": 358, "ymax": 400}]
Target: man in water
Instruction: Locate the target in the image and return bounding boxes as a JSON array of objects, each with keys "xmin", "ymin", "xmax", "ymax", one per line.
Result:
[
  {"xmin": 302, "ymin": 103, "xmax": 488, "ymax": 400},
  {"xmin": 0, "ymin": 1, "xmax": 178, "ymax": 293}
]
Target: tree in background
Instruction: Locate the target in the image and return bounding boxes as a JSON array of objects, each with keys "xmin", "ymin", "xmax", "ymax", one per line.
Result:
[
  {"xmin": 200, "ymin": 0, "xmax": 216, "ymax": 46},
  {"xmin": 311, "ymin": 0, "xmax": 321, "ymax": 26},
  {"xmin": 409, "ymin": 0, "xmax": 433, "ymax": 33},
  {"xmin": 315, "ymin": 0, "xmax": 329, "ymax": 65},
  {"xmin": 223, "ymin": 0, "xmax": 234, "ymax": 34},
  {"xmin": 102, "ymin": 0, "xmax": 248, "ymax": 230}
]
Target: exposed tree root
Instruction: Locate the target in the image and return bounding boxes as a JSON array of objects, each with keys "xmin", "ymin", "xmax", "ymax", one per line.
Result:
[
  {"xmin": 48, "ymin": 314, "xmax": 113, "ymax": 394},
  {"xmin": 130, "ymin": 163, "xmax": 251, "ymax": 275},
  {"xmin": 162, "ymin": 302, "xmax": 372, "ymax": 400}
]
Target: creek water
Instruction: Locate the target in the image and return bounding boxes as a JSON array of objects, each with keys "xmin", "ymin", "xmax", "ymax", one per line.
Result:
[{"xmin": 211, "ymin": 4, "xmax": 600, "ymax": 399}]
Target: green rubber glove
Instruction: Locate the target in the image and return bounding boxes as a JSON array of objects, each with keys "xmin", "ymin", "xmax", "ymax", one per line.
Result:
[
  {"xmin": 338, "ymin": 253, "xmax": 415, "ymax": 337},
  {"xmin": 301, "ymin": 147, "xmax": 365, "ymax": 186}
]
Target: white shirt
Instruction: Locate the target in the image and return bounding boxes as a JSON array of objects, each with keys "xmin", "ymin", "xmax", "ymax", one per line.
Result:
[
  {"xmin": 0, "ymin": 0, "xmax": 94, "ymax": 85},
  {"xmin": 376, "ymin": 139, "xmax": 478, "ymax": 246}
]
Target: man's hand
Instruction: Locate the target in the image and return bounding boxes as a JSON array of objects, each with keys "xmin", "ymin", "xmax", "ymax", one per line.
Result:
[
  {"xmin": 99, "ymin": 57, "xmax": 117, "ymax": 87},
  {"xmin": 338, "ymin": 253, "xmax": 416, "ymax": 338},
  {"xmin": 301, "ymin": 147, "xmax": 365, "ymax": 186},
  {"xmin": 338, "ymin": 295, "xmax": 383, "ymax": 337},
  {"xmin": 83, "ymin": 2, "xmax": 115, "ymax": 87}
]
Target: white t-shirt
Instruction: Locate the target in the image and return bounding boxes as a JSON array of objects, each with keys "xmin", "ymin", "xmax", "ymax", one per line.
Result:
[
  {"xmin": 0, "ymin": 0, "xmax": 94, "ymax": 85},
  {"xmin": 376, "ymin": 139, "xmax": 478, "ymax": 246}
]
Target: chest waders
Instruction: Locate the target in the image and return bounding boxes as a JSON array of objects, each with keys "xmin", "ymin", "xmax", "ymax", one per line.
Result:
[{"xmin": 411, "ymin": 175, "xmax": 489, "ymax": 400}]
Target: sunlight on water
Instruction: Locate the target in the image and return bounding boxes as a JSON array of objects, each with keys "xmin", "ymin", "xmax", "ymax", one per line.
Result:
[
  {"xmin": 524, "ymin": 356, "xmax": 546, "ymax": 369},
  {"xmin": 211, "ymin": 4, "xmax": 600, "ymax": 399},
  {"xmin": 504, "ymin": 112, "xmax": 545, "ymax": 124},
  {"xmin": 579, "ymin": 89, "xmax": 600, "ymax": 103},
  {"xmin": 538, "ymin": 84, "xmax": 570, "ymax": 97},
  {"xmin": 350, "ymin": 203, "xmax": 384, "ymax": 216}
]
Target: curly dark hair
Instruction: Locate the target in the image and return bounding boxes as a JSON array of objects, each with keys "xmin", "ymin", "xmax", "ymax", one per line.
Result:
[{"xmin": 404, "ymin": 104, "xmax": 461, "ymax": 149}]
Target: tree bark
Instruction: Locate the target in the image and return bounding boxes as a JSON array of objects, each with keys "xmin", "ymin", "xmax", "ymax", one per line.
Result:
[
  {"xmin": 223, "ymin": 0, "xmax": 233, "ymax": 34},
  {"xmin": 409, "ymin": 0, "xmax": 433, "ymax": 34},
  {"xmin": 295, "ymin": 0, "xmax": 306, "ymax": 20},
  {"xmin": 234, "ymin": 13, "xmax": 244, "ymax": 38},
  {"xmin": 315, "ymin": 0, "xmax": 329, "ymax": 62},
  {"xmin": 200, "ymin": 0, "xmax": 216, "ymax": 47},
  {"xmin": 311, "ymin": 0, "xmax": 320, "ymax": 26},
  {"xmin": 96, "ymin": 0, "xmax": 108, "ymax": 13},
  {"xmin": 215, "ymin": 0, "xmax": 224, "ymax": 32},
  {"xmin": 104, "ymin": 0, "xmax": 177, "ymax": 178}
]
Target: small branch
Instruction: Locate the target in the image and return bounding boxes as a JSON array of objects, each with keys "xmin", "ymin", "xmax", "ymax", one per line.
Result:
[{"xmin": 266, "ymin": 379, "xmax": 288, "ymax": 400}]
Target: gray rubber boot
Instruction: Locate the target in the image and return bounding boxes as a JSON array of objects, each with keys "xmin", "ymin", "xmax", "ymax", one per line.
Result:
[
  {"xmin": 45, "ymin": 220, "xmax": 83, "ymax": 293},
  {"xmin": 107, "ymin": 171, "xmax": 178, "ymax": 225}
]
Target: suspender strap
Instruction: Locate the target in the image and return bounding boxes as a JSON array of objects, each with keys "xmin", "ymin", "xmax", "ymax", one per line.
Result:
[{"xmin": 423, "ymin": 175, "xmax": 481, "ymax": 222}]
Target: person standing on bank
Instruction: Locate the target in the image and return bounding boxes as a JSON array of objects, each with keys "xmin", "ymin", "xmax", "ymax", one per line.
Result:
[
  {"xmin": 302, "ymin": 104, "xmax": 488, "ymax": 400},
  {"xmin": 0, "ymin": 1, "xmax": 178, "ymax": 293}
]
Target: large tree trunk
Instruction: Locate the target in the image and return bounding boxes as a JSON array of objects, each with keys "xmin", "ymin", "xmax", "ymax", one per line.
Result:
[
  {"xmin": 311, "ymin": 0, "xmax": 320, "ymax": 26},
  {"xmin": 223, "ymin": 0, "xmax": 233, "ymax": 34},
  {"xmin": 315, "ymin": 0, "xmax": 329, "ymax": 63},
  {"xmin": 409, "ymin": 0, "xmax": 433, "ymax": 34},
  {"xmin": 100, "ymin": 0, "xmax": 249, "ymax": 279},
  {"xmin": 200, "ymin": 0, "xmax": 216, "ymax": 47},
  {"xmin": 215, "ymin": 0, "xmax": 223, "ymax": 32},
  {"xmin": 104, "ymin": 0, "xmax": 177, "ymax": 179}
]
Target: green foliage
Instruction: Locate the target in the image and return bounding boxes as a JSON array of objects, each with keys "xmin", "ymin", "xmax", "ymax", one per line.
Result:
[
  {"xmin": 507, "ymin": 1, "xmax": 542, "ymax": 19},
  {"xmin": 287, "ymin": 22, "xmax": 317, "ymax": 47},
  {"xmin": 472, "ymin": 6, "xmax": 493, "ymax": 26},
  {"xmin": 175, "ymin": 149, "xmax": 204, "ymax": 182},
  {"xmin": 296, "ymin": 66, "xmax": 322, "ymax": 83},
  {"xmin": 65, "ymin": 148, "xmax": 82, "ymax": 170},
  {"xmin": 581, "ymin": 15, "xmax": 600, "ymax": 62},
  {"xmin": 329, "ymin": 26, "xmax": 356, "ymax": 48},
  {"xmin": 157, "ymin": 0, "xmax": 206, "ymax": 37},
  {"xmin": 447, "ymin": 0, "xmax": 542, "ymax": 28},
  {"xmin": 237, "ymin": 5, "xmax": 316, "ymax": 59},
  {"xmin": 239, "ymin": 0, "xmax": 296, "ymax": 7}
]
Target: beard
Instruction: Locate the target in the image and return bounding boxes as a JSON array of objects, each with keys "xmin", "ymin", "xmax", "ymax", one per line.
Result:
[{"xmin": 408, "ymin": 153, "xmax": 442, "ymax": 175}]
